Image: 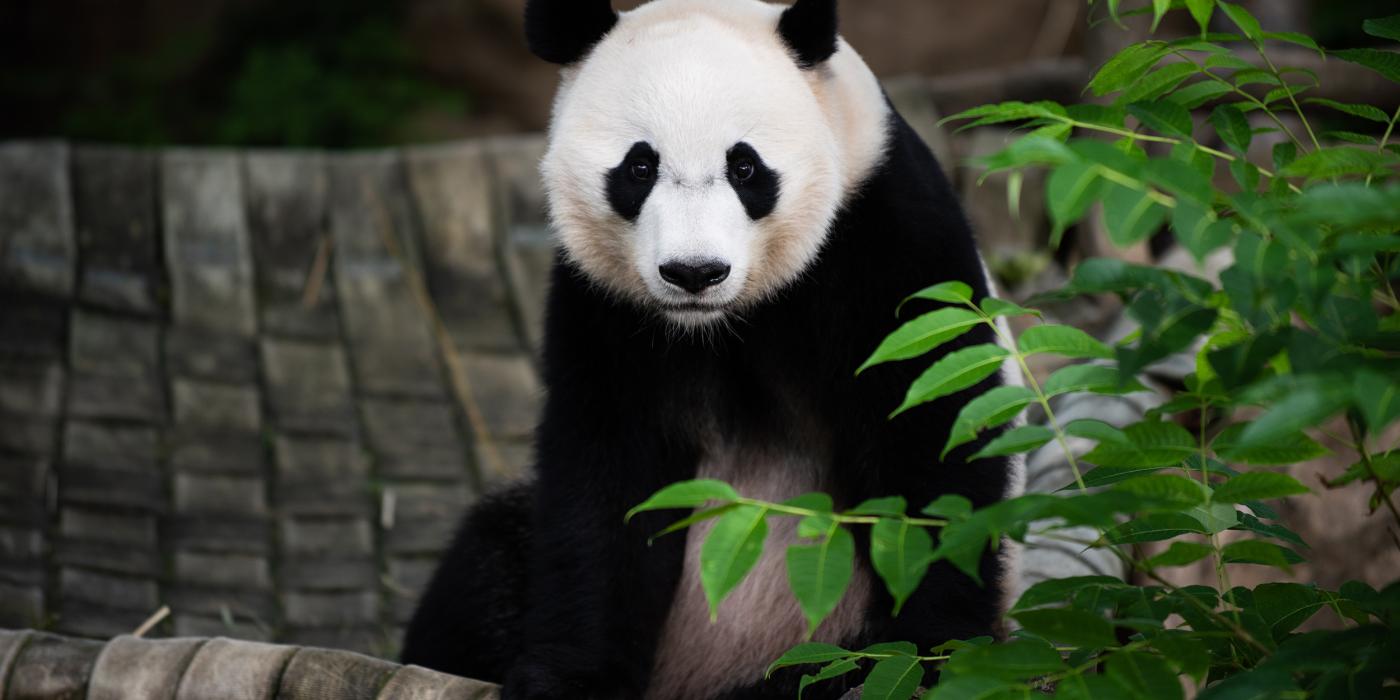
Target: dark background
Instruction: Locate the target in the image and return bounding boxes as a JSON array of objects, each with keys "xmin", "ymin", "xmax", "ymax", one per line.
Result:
[{"xmin": 1, "ymin": 0, "xmax": 1392, "ymax": 148}]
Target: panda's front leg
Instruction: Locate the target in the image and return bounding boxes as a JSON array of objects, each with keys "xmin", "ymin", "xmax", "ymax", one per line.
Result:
[{"xmin": 503, "ymin": 404, "xmax": 696, "ymax": 700}]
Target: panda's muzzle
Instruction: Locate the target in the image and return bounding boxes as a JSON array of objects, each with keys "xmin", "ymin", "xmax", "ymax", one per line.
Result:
[{"xmin": 658, "ymin": 259, "xmax": 731, "ymax": 295}]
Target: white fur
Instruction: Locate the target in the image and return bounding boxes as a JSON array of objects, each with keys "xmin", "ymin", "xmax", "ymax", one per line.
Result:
[{"xmin": 540, "ymin": 0, "xmax": 889, "ymax": 328}]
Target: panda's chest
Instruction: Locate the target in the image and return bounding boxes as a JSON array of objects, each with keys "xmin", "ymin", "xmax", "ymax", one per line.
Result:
[{"xmin": 647, "ymin": 437, "xmax": 871, "ymax": 700}]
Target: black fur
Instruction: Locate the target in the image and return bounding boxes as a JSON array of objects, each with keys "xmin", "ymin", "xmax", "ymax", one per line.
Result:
[
  {"xmin": 402, "ymin": 105, "xmax": 1013, "ymax": 699},
  {"xmin": 607, "ymin": 142, "xmax": 661, "ymax": 222},
  {"xmin": 726, "ymin": 142, "xmax": 780, "ymax": 220},
  {"xmin": 777, "ymin": 0, "xmax": 840, "ymax": 69},
  {"xmin": 524, "ymin": 0, "xmax": 618, "ymax": 65}
]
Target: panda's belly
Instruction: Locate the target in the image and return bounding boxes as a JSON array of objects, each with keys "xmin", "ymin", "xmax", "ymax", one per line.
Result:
[{"xmin": 647, "ymin": 445, "xmax": 871, "ymax": 700}]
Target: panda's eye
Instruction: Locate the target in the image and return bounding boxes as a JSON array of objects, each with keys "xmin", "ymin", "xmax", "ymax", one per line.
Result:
[
  {"xmin": 731, "ymin": 159, "xmax": 756, "ymax": 183},
  {"xmin": 630, "ymin": 160, "xmax": 653, "ymax": 181}
]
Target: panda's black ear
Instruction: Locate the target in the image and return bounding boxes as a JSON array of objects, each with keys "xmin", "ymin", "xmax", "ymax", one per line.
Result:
[
  {"xmin": 524, "ymin": 0, "xmax": 618, "ymax": 65},
  {"xmin": 778, "ymin": 0, "xmax": 839, "ymax": 69}
]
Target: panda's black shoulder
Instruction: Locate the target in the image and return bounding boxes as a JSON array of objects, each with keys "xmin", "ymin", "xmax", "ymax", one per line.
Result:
[{"xmin": 807, "ymin": 104, "xmax": 990, "ymax": 308}]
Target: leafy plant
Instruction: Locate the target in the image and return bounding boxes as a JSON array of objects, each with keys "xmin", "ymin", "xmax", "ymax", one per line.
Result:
[{"xmin": 633, "ymin": 3, "xmax": 1400, "ymax": 698}]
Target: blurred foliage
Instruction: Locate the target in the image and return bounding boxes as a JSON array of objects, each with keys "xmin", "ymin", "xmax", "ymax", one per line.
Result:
[
  {"xmin": 1312, "ymin": 0, "xmax": 1400, "ymax": 48},
  {"xmin": 5, "ymin": 0, "xmax": 465, "ymax": 148}
]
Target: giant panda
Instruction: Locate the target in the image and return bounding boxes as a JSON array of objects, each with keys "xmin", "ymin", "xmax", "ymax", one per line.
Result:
[{"xmin": 401, "ymin": 0, "xmax": 1023, "ymax": 698}]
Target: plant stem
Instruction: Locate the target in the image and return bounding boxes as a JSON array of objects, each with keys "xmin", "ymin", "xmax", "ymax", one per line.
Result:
[
  {"xmin": 1057, "ymin": 117, "xmax": 1302, "ymax": 194},
  {"xmin": 1254, "ymin": 43, "xmax": 1322, "ymax": 153},
  {"xmin": 1348, "ymin": 420, "xmax": 1400, "ymax": 543},
  {"xmin": 1168, "ymin": 50, "xmax": 1307, "ymax": 151},
  {"xmin": 983, "ymin": 313, "xmax": 1089, "ymax": 491},
  {"xmin": 732, "ymin": 498, "xmax": 949, "ymax": 529},
  {"xmin": 1366, "ymin": 105, "xmax": 1400, "ymax": 187}
]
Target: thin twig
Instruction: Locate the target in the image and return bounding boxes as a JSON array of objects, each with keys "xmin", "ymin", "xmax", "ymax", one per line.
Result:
[{"xmin": 131, "ymin": 605, "xmax": 171, "ymax": 639}]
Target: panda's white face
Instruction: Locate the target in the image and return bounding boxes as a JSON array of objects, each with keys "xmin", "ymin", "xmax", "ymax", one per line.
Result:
[{"xmin": 541, "ymin": 0, "xmax": 887, "ymax": 328}]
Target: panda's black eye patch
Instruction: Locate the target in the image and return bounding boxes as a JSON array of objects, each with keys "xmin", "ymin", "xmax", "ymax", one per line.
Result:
[
  {"xmin": 726, "ymin": 142, "xmax": 780, "ymax": 220},
  {"xmin": 607, "ymin": 142, "xmax": 660, "ymax": 222}
]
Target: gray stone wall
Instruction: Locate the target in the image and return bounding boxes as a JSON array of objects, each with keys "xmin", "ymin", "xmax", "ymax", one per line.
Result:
[{"xmin": 0, "ymin": 138, "xmax": 547, "ymax": 657}]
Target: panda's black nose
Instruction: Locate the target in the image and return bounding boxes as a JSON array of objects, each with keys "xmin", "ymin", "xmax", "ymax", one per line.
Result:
[{"xmin": 659, "ymin": 260, "xmax": 731, "ymax": 295}]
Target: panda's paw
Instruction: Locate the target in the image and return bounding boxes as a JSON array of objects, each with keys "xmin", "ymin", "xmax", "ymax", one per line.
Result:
[{"xmin": 502, "ymin": 661, "xmax": 626, "ymax": 700}]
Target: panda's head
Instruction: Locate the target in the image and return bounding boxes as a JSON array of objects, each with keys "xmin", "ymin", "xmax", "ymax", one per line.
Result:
[{"xmin": 528, "ymin": 0, "xmax": 889, "ymax": 328}]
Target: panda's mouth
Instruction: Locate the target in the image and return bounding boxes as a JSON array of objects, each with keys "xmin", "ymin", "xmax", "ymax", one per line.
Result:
[
  {"xmin": 659, "ymin": 302, "xmax": 726, "ymax": 313},
  {"xmin": 657, "ymin": 301, "xmax": 730, "ymax": 327}
]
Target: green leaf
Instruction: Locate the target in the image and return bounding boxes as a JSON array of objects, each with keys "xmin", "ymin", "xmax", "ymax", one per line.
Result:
[
  {"xmin": 870, "ymin": 517, "xmax": 934, "ymax": 615},
  {"xmin": 1212, "ymin": 424, "xmax": 1328, "ymax": 465},
  {"xmin": 1064, "ymin": 419, "xmax": 1132, "ymax": 445},
  {"xmin": 1150, "ymin": 0, "xmax": 1171, "ymax": 31},
  {"xmin": 1197, "ymin": 669, "xmax": 1298, "ymax": 699},
  {"xmin": 1122, "ymin": 62, "xmax": 1198, "ymax": 104},
  {"xmin": 1263, "ymin": 31, "xmax": 1323, "ymax": 57},
  {"xmin": 1083, "ymin": 421, "xmax": 1197, "ymax": 468},
  {"xmin": 943, "ymin": 639, "xmax": 1066, "ymax": 681},
  {"xmin": 1089, "ymin": 43, "xmax": 1172, "ymax": 97},
  {"xmin": 1106, "ymin": 513, "xmax": 1209, "ymax": 544},
  {"xmin": 892, "ymin": 344, "xmax": 1009, "ymax": 418},
  {"xmin": 1148, "ymin": 631, "xmax": 1211, "ymax": 683},
  {"xmin": 1145, "ymin": 158, "xmax": 1214, "ymax": 205},
  {"xmin": 1047, "ymin": 161, "xmax": 1106, "ymax": 241},
  {"xmin": 1219, "ymin": 540, "xmax": 1303, "ymax": 569},
  {"xmin": 969, "ymin": 425, "xmax": 1055, "ymax": 460},
  {"xmin": 1113, "ymin": 474, "xmax": 1208, "ymax": 507},
  {"xmin": 1129, "ymin": 101, "xmax": 1194, "ymax": 139},
  {"xmin": 1364, "ymin": 14, "xmax": 1400, "ymax": 42},
  {"xmin": 922, "ymin": 494, "xmax": 973, "ymax": 521},
  {"xmin": 943, "ymin": 386, "xmax": 1037, "ymax": 458},
  {"xmin": 981, "ymin": 297, "xmax": 1040, "ymax": 319},
  {"xmin": 650, "ymin": 503, "xmax": 740, "ymax": 541},
  {"xmin": 1144, "ymin": 541, "xmax": 1215, "ymax": 568},
  {"xmin": 1280, "ymin": 146, "xmax": 1398, "ymax": 179},
  {"xmin": 899, "ymin": 280, "xmax": 974, "ymax": 314},
  {"xmin": 799, "ymin": 659, "xmax": 861, "ymax": 698},
  {"xmin": 1304, "ymin": 98, "xmax": 1391, "ymax": 124},
  {"xmin": 1019, "ymin": 325, "xmax": 1113, "ymax": 360},
  {"xmin": 1102, "ymin": 182, "xmax": 1170, "ymax": 247},
  {"xmin": 1012, "ymin": 608, "xmax": 1118, "ymax": 649},
  {"xmin": 1210, "ymin": 104, "xmax": 1253, "ymax": 155},
  {"xmin": 1234, "ymin": 385, "xmax": 1349, "ymax": 450},
  {"xmin": 1043, "ymin": 364, "xmax": 1148, "ymax": 397},
  {"xmin": 1327, "ymin": 48, "xmax": 1400, "ymax": 84},
  {"xmin": 942, "ymin": 101, "xmax": 1069, "ymax": 129},
  {"xmin": 787, "ymin": 526, "xmax": 855, "ymax": 636},
  {"xmin": 858, "ymin": 307, "xmax": 984, "ymax": 373},
  {"xmin": 1013, "ymin": 576, "xmax": 1128, "ymax": 611},
  {"xmin": 849, "ymin": 497, "xmax": 908, "ymax": 517},
  {"xmin": 862, "ymin": 656, "xmax": 924, "ymax": 700},
  {"xmin": 1212, "ymin": 472, "xmax": 1310, "ymax": 504},
  {"xmin": 1107, "ymin": 651, "xmax": 1183, "ymax": 700},
  {"xmin": 922, "ymin": 676, "xmax": 1018, "ymax": 700},
  {"xmin": 1077, "ymin": 465, "xmax": 1166, "ymax": 489},
  {"xmin": 766, "ymin": 642, "xmax": 852, "ymax": 676},
  {"xmin": 1187, "ymin": 500, "xmax": 1239, "ymax": 535},
  {"xmin": 1232, "ymin": 512, "xmax": 1308, "ymax": 549},
  {"xmin": 1184, "ymin": 0, "xmax": 1215, "ymax": 34},
  {"xmin": 627, "ymin": 479, "xmax": 739, "ymax": 521},
  {"xmin": 1254, "ymin": 582, "xmax": 1324, "ymax": 637},
  {"xmin": 1171, "ymin": 200, "xmax": 1234, "ymax": 264},
  {"xmin": 1169, "ymin": 80, "xmax": 1233, "ymax": 109},
  {"xmin": 785, "ymin": 492, "xmax": 835, "ymax": 513},
  {"xmin": 700, "ymin": 504, "xmax": 769, "ymax": 620},
  {"xmin": 1353, "ymin": 369, "xmax": 1400, "ymax": 434},
  {"xmin": 1218, "ymin": 1, "xmax": 1262, "ymax": 41}
]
